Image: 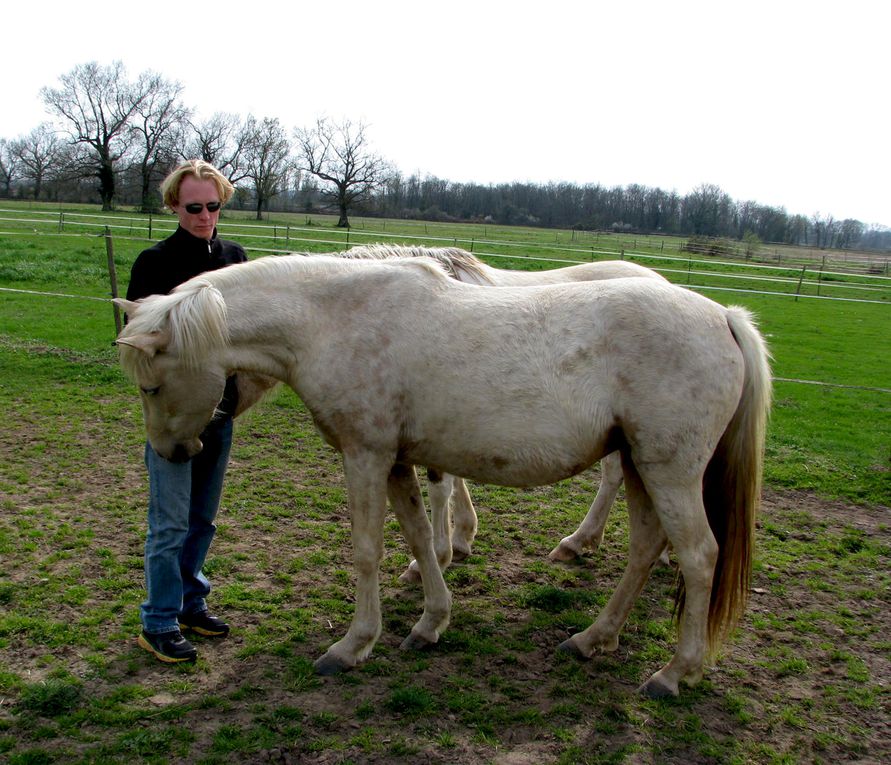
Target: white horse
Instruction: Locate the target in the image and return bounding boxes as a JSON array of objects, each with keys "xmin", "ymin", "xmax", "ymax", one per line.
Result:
[
  {"xmin": 334, "ymin": 244, "xmax": 669, "ymax": 578},
  {"xmin": 115, "ymin": 254, "xmax": 771, "ymax": 697}
]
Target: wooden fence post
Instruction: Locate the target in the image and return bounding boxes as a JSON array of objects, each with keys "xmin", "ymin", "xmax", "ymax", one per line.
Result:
[
  {"xmin": 105, "ymin": 228, "xmax": 122, "ymax": 336},
  {"xmin": 794, "ymin": 265, "xmax": 807, "ymax": 301}
]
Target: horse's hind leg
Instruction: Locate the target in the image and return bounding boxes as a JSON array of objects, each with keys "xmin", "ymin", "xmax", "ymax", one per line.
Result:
[
  {"xmin": 549, "ymin": 452, "xmax": 623, "ymax": 561},
  {"xmin": 400, "ymin": 469, "xmax": 455, "ymax": 584},
  {"xmin": 387, "ymin": 465, "xmax": 451, "ymax": 649},
  {"xmin": 559, "ymin": 457, "xmax": 667, "ymax": 657},
  {"xmin": 635, "ymin": 468, "xmax": 718, "ymax": 698},
  {"xmin": 449, "ymin": 477, "xmax": 477, "ymax": 560}
]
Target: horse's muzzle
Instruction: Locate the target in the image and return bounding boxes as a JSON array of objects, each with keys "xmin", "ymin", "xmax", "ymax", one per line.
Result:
[
  {"xmin": 168, "ymin": 443, "xmax": 195, "ymax": 463},
  {"xmin": 154, "ymin": 438, "xmax": 203, "ymax": 463}
]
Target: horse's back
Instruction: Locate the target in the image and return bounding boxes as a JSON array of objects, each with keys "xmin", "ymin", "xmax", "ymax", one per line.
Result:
[
  {"xmin": 484, "ymin": 260, "xmax": 664, "ymax": 286},
  {"xmin": 394, "ymin": 278, "xmax": 743, "ymax": 484}
]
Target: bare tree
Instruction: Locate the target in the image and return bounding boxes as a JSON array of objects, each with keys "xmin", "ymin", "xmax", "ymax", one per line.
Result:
[
  {"xmin": 811, "ymin": 213, "xmax": 836, "ymax": 248},
  {"xmin": 837, "ymin": 219, "xmax": 864, "ymax": 250},
  {"xmin": 293, "ymin": 118, "xmax": 391, "ymax": 227},
  {"xmin": 11, "ymin": 123, "xmax": 63, "ymax": 200},
  {"xmin": 128, "ymin": 72, "xmax": 190, "ymax": 212},
  {"xmin": 183, "ymin": 112, "xmax": 250, "ymax": 185},
  {"xmin": 0, "ymin": 138, "xmax": 23, "ymax": 197},
  {"xmin": 241, "ymin": 116, "xmax": 291, "ymax": 220},
  {"xmin": 682, "ymin": 183, "xmax": 734, "ymax": 237},
  {"xmin": 40, "ymin": 61, "xmax": 156, "ymax": 210}
]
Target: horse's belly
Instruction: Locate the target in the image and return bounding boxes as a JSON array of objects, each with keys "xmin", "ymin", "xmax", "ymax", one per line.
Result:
[
  {"xmin": 457, "ymin": 456, "xmax": 592, "ymax": 488},
  {"xmin": 405, "ymin": 430, "xmax": 608, "ymax": 488}
]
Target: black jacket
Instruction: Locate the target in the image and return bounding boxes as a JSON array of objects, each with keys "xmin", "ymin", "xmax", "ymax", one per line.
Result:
[
  {"xmin": 127, "ymin": 226, "xmax": 247, "ymax": 416},
  {"xmin": 127, "ymin": 225, "xmax": 247, "ymax": 301}
]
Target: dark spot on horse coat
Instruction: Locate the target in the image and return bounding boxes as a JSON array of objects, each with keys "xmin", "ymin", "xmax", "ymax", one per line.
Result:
[
  {"xmin": 558, "ymin": 345, "xmax": 594, "ymax": 375},
  {"xmin": 427, "ymin": 468, "xmax": 444, "ymax": 483}
]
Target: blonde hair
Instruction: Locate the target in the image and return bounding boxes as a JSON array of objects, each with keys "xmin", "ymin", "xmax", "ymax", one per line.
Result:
[{"xmin": 161, "ymin": 160, "xmax": 235, "ymax": 209}]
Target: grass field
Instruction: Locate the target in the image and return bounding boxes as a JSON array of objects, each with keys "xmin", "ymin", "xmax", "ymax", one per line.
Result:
[{"xmin": 0, "ymin": 208, "xmax": 889, "ymax": 764}]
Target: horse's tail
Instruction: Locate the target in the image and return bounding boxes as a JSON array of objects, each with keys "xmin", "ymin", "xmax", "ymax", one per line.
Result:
[{"xmin": 701, "ymin": 305, "xmax": 772, "ymax": 656}]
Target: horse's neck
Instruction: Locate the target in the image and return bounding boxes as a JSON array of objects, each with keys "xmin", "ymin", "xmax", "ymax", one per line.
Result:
[{"xmin": 218, "ymin": 283, "xmax": 306, "ymax": 384}]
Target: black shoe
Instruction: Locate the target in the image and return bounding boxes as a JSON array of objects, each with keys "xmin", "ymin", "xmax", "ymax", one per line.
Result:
[
  {"xmin": 179, "ymin": 611, "xmax": 230, "ymax": 637},
  {"xmin": 138, "ymin": 629, "xmax": 197, "ymax": 663}
]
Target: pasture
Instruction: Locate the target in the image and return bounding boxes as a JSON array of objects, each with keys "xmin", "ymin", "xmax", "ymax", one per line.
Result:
[{"xmin": 0, "ymin": 212, "xmax": 889, "ymax": 764}]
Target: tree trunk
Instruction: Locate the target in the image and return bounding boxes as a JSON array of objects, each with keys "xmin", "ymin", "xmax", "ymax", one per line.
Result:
[
  {"xmin": 140, "ymin": 168, "xmax": 153, "ymax": 213},
  {"xmin": 337, "ymin": 201, "xmax": 350, "ymax": 228},
  {"xmin": 98, "ymin": 157, "xmax": 116, "ymax": 212}
]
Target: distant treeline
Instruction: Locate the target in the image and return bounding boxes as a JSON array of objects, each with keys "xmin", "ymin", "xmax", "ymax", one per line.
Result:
[
  {"xmin": 366, "ymin": 176, "xmax": 889, "ymax": 251},
  {"xmin": 4, "ymin": 162, "xmax": 888, "ymax": 252},
  {"xmin": 239, "ymin": 175, "xmax": 883, "ymax": 252}
]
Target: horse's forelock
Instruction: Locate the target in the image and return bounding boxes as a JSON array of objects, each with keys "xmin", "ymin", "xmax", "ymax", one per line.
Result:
[
  {"xmin": 118, "ymin": 341, "xmax": 154, "ymax": 382},
  {"xmin": 169, "ymin": 280, "xmax": 229, "ymax": 367}
]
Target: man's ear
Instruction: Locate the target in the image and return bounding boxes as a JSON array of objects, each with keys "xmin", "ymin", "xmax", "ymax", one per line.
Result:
[
  {"xmin": 115, "ymin": 330, "xmax": 169, "ymax": 357},
  {"xmin": 113, "ymin": 298, "xmax": 141, "ymax": 317}
]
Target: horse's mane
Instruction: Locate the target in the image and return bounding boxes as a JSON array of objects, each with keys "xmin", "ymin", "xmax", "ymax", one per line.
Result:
[
  {"xmin": 119, "ymin": 279, "xmax": 229, "ymax": 377},
  {"xmin": 338, "ymin": 244, "xmax": 494, "ymax": 284}
]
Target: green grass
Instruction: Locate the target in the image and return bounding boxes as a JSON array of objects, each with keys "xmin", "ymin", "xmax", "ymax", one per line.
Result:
[{"xmin": 0, "ymin": 208, "xmax": 889, "ymax": 763}]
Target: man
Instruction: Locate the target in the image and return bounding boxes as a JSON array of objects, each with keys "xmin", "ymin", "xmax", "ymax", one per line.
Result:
[{"xmin": 126, "ymin": 160, "xmax": 246, "ymax": 663}]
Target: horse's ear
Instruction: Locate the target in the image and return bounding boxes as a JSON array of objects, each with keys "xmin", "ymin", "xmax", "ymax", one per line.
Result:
[
  {"xmin": 115, "ymin": 330, "xmax": 169, "ymax": 357},
  {"xmin": 113, "ymin": 298, "xmax": 141, "ymax": 318}
]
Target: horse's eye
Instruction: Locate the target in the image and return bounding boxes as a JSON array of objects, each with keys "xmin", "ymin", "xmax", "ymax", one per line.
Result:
[{"xmin": 141, "ymin": 386, "xmax": 161, "ymax": 396}]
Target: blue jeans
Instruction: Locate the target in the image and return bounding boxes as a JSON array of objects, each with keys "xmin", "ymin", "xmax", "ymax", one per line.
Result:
[{"xmin": 140, "ymin": 417, "xmax": 233, "ymax": 634}]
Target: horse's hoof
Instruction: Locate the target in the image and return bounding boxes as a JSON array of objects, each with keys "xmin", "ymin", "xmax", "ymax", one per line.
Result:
[
  {"xmin": 556, "ymin": 637, "xmax": 588, "ymax": 660},
  {"xmin": 398, "ymin": 567, "xmax": 422, "ymax": 585},
  {"xmin": 638, "ymin": 675, "xmax": 678, "ymax": 698},
  {"xmin": 548, "ymin": 541, "xmax": 580, "ymax": 562},
  {"xmin": 313, "ymin": 652, "xmax": 352, "ymax": 676},
  {"xmin": 400, "ymin": 631, "xmax": 436, "ymax": 652}
]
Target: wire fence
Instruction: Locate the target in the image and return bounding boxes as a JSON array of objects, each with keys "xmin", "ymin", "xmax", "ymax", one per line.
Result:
[
  {"xmin": 2, "ymin": 207, "xmax": 890, "ymax": 306},
  {"xmin": 1, "ymin": 208, "xmax": 889, "ymax": 394}
]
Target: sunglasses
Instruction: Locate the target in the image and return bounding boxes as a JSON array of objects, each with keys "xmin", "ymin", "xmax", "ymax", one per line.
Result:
[{"xmin": 183, "ymin": 201, "xmax": 222, "ymax": 214}]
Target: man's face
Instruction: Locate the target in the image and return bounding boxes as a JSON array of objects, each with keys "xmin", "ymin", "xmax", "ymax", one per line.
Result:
[{"xmin": 171, "ymin": 176, "xmax": 222, "ymax": 241}]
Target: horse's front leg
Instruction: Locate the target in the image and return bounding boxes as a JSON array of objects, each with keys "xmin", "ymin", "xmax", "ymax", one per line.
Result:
[
  {"xmin": 400, "ymin": 469, "xmax": 454, "ymax": 584},
  {"xmin": 314, "ymin": 451, "xmax": 390, "ymax": 675},
  {"xmin": 388, "ymin": 464, "xmax": 451, "ymax": 648}
]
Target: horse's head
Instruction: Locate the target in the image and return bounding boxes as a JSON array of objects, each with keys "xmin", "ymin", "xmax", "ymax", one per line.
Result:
[{"xmin": 115, "ymin": 289, "xmax": 229, "ymax": 462}]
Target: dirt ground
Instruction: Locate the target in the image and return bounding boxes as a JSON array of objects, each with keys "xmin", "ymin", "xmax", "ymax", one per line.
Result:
[{"xmin": 1, "ymin": 406, "xmax": 889, "ymax": 763}]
